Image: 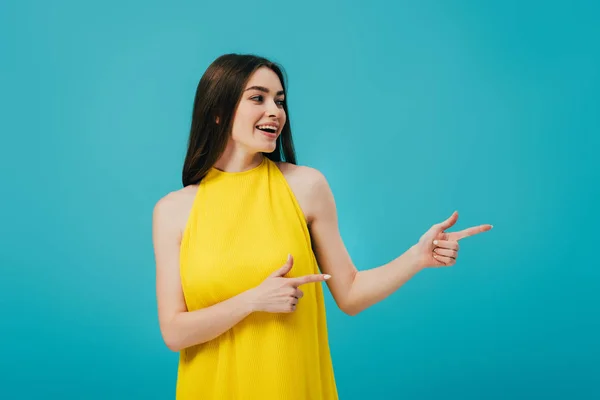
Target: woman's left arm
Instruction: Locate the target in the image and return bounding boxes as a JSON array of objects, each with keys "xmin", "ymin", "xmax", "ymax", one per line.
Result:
[{"xmin": 307, "ymin": 170, "xmax": 492, "ymax": 316}]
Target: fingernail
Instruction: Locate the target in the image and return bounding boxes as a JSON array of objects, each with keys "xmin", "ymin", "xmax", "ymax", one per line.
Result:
[
  {"xmin": 323, "ymin": 274, "xmax": 331, "ymax": 280},
  {"xmin": 433, "ymin": 240, "xmax": 438, "ymax": 245}
]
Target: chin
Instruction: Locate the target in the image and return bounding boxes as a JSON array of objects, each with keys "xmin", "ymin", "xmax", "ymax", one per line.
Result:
[
  {"xmin": 258, "ymin": 144, "xmax": 277, "ymax": 153},
  {"xmin": 256, "ymin": 139, "xmax": 278, "ymax": 153}
]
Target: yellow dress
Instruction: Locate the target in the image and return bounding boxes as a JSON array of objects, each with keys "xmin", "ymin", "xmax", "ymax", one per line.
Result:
[{"xmin": 177, "ymin": 156, "xmax": 339, "ymax": 399}]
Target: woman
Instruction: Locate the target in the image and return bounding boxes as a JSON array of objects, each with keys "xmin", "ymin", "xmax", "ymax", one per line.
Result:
[{"xmin": 152, "ymin": 53, "xmax": 492, "ymax": 399}]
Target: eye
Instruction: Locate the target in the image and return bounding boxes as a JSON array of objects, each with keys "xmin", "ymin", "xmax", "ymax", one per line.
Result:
[{"xmin": 250, "ymin": 95, "xmax": 285, "ymax": 108}]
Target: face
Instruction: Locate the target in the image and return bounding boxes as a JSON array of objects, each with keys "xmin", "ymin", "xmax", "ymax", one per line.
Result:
[{"xmin": 229, "ymin": 67, "xmax": 287, "ymax": 153}]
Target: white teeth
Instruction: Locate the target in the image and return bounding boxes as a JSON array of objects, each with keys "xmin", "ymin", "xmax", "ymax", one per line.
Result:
[{"xmin": 256, "ymin": 125, "xmax": 278, "ymax": 130}]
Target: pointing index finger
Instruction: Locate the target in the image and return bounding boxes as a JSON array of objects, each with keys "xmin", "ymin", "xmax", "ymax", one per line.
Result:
[
  {"xmin": 452, "ymin": 224, "xmax": 493, "ymax": 240},
  {"xmin": 290, "ymin": 274, "xmax": 331, "ymax": 287}
]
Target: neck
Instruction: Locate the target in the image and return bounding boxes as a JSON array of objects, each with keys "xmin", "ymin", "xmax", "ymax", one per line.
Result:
[{"xmin": 213, "ymin": 152, "xmax": 264, "ymax": 173}]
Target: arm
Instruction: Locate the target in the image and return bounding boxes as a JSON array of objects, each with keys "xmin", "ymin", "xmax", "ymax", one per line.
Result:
[
  {"xmin": 307, "ymin": 170, "xmax": 492, "ymax": 316},
  {"xmin": 342, "ymin": 248, "xmax": 421, "ymax": 316},
  {"xmin": 307, "ymin": 171, "xmax": 422, "ymax": 316},
  {"xmin": 153, "ymin": 194, "xmax": 254, "ymax": 352}
]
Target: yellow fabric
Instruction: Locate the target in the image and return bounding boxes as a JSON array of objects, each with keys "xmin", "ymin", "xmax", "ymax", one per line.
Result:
[{"xmin": 177, "ymin": 156, "xmax": 338, "ymax": 399}]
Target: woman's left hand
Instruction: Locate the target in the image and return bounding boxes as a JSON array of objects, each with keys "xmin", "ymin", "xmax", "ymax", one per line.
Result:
[{"xmin": 413, "ymin": 211, "xmax": 493, "ymax": 269}]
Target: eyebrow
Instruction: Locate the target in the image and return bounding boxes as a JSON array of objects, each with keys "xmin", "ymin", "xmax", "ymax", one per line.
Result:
[{"xmin": 244, "ymin": 86, "xmax": 285, "ymax": 96}]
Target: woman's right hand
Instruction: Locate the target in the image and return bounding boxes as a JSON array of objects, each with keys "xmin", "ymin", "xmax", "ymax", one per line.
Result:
[{"xmin": 246, "ymin": 254, "xmax": 331, "ymax": 313}]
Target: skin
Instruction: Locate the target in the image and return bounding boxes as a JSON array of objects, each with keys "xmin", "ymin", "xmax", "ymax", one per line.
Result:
[{"xmin": 152, "ymin": 67, "xmax": 493, "ymax": 351}]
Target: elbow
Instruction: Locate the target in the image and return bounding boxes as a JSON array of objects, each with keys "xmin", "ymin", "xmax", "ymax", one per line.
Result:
[
  {"xmin": 343, "ymin": 308, "xmax": 359, "ymax": 317},
  {"xmin": 342, "ymin": 307, "xmax": 362, "ymax": 317},
  {"xmin": 339, "ymin": 300, "xmax": 362, "ymax": 317},
  {"xmin": 163, "ymin": 334, "xmax": 182, "ymax": 352},
  {"xmin": 339, "ymin": 281, "xmax": 363, "ymax": 316},
  {"xmin": 339, "ymin": 273, "xmax": 362, "ymax": 316},
  {"xmin": 165, "ymin": 339, "xmax": 182, "ymax": 353},
  {"xmin": 161, "ymin": 327, "xmax": 183, "ymax": 352}
]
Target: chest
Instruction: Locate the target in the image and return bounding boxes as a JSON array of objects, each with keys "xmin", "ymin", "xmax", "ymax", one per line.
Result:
[{"xmin": 179, "ymin": 169, "xmax": 317, "ymax": 308}]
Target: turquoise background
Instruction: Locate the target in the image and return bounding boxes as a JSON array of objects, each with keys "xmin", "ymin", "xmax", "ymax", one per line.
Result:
[{"xmin": 2, "ymin": 0, "xmax": 599, "ymax": 398}]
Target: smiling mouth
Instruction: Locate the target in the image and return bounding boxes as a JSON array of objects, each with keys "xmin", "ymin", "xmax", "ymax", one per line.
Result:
[{"xmin": 256, "ymin": 126, "xmax": 278, "ymax": 134}]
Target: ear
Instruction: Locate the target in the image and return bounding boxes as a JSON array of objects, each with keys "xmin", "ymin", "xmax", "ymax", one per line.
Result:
[{"xmin": 215, "ymin": 116, "xmax": 220, "ymax": 125}]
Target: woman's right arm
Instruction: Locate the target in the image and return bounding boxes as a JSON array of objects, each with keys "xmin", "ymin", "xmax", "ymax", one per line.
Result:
[
  {"xmin": 152, "ymin": 194, "xmax": 255, "ymax": 352},
  {"xmin": 152, "ymin": 193, "xmax": 330, "ymax": 352}
]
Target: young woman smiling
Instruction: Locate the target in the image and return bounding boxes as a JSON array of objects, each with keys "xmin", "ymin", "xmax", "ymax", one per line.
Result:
[{"xmin": 152, "ymin": 53, "xmax": 492, "ymax": 399}]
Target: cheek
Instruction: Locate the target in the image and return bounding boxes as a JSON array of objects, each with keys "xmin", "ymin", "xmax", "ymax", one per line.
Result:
[
  {"xmin": 281, "ymin": 111, "xmax": 287, "ymax": 126},
  {"xmin": 233, "ymin": 111, "xmax": 255, "ymax": 131}
]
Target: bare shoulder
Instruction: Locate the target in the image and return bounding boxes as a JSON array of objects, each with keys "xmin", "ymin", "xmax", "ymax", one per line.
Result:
[
  {"xmin": 153, "ymin": 185, "xmax": 199, "ymax": 238},
  {"xmin": 275, "ymin": 161, "xmax": 329, "ymax": 224},
  {"xmin": 276, "ymin": 161, "xmax": 326, "ymax": 185}
]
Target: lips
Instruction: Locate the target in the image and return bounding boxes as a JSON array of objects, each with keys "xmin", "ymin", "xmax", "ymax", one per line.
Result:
[
  {"xmin": 256, "ymin": 124, "xmax": 278, "ymax": 134},
  {"xmin": 256, "ymin": 127, "xmax": 277, "ymax": 138}
]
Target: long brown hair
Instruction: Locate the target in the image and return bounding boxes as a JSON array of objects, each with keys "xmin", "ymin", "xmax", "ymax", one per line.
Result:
[{"xmin": 181, "ymin": 54, "xmax": 297, "ymax": 187}]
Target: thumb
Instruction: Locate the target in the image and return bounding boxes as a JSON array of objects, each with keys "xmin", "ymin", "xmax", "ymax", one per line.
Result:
[
  {"xmin": 270, "ymin": 254, "xmax": 294, "ymax": 277},
  {"xmin": 438, "ymin": 211, "xmax": 459, "ymax": 231}
]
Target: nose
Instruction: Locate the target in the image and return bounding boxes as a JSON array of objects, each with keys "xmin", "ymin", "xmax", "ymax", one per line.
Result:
[{"xmin": 266, "ymin": 100, "xmax": 281, "ymax": 118}]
